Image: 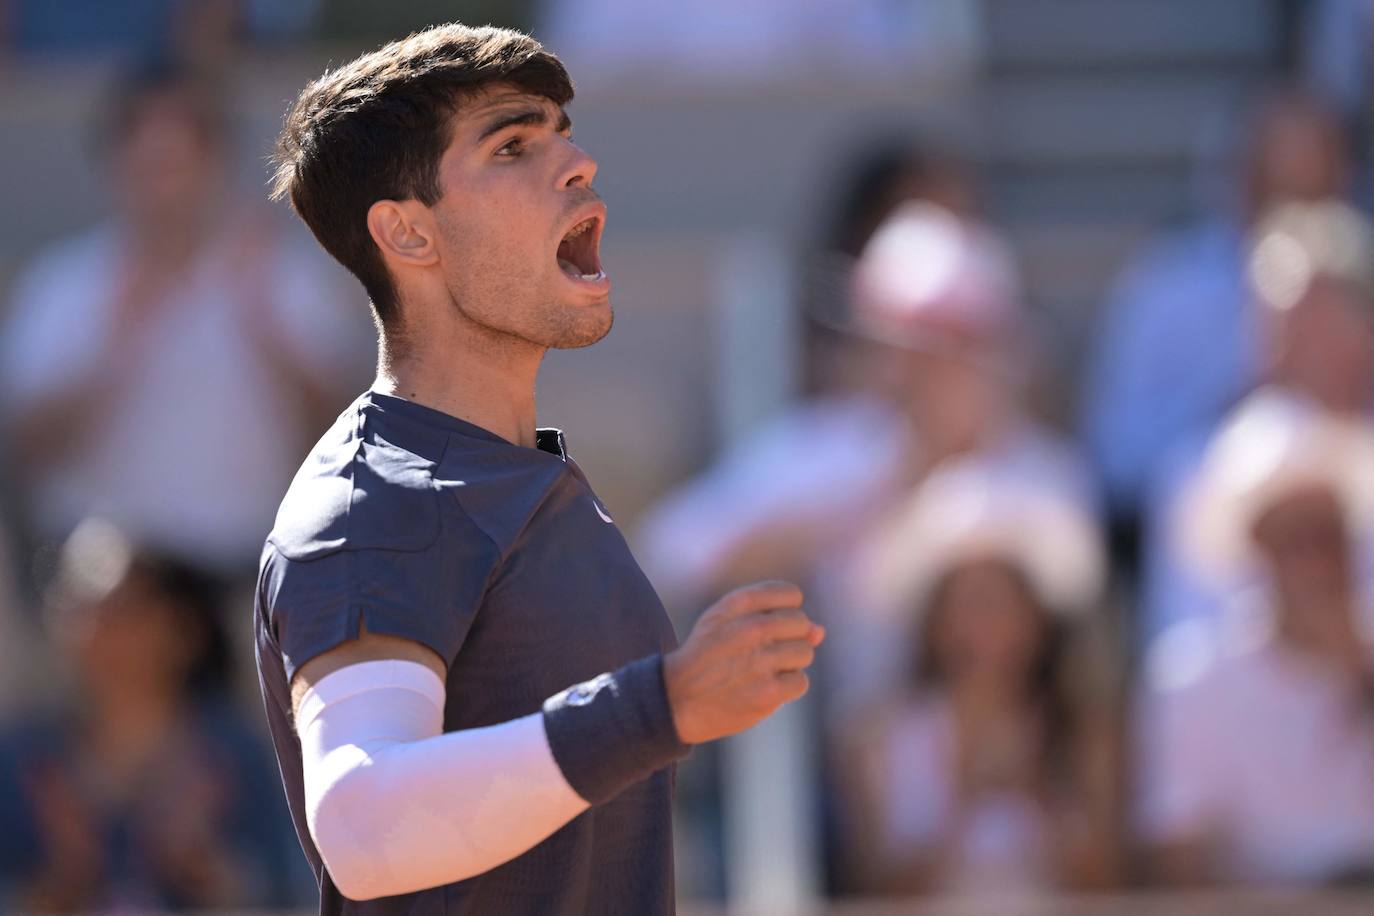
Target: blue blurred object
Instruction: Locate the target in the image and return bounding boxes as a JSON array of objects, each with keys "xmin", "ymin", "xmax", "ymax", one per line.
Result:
[{"xmin": 9, "ymin": 0, "xmax": 189, "ymax": 53}]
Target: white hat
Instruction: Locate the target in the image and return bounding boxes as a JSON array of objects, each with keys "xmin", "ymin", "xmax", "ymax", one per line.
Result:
[
  {"xmin": 850, "ymin": 201, "xmax": 1021, "ymax": 349},
  {"xmin": 1178, "ymin": 388, "xmax": 1374, "ymax": 582},
  {"xmin": 1249, "ymin": 198, "xmax": 1374, "ymax": 312},
  {"xmin": 857, "ymin": 458, "xmax": 1105, "ymax": 620}
]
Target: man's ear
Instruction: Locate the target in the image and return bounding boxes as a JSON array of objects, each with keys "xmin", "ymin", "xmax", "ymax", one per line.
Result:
[{"xmin": 367, "ymin": 199, "xmax": 439, "ymax": 268}]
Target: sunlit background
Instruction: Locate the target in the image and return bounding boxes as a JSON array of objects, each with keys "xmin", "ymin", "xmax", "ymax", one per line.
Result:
[{"xmin": 2, "ymin": 1, "xmax": 1374, "ymax": 913}]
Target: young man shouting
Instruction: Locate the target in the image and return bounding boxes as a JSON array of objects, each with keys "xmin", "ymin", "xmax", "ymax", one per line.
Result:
[{"xmin": 255, "ymin": 22, "xmax": 825, "ymax": 915}]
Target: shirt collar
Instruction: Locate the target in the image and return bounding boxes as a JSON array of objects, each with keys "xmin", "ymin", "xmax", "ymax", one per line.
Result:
[{"xmin": 364, "ymin": 390, "xmax": 569, "ymax": 460}]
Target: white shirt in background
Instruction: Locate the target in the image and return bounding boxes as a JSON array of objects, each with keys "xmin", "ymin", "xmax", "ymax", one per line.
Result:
[
  {"xmin": 1138, "ymin": 610, "xmax": 1374, "ymax": 884},
  {"xmin": 636, "ymin": 393, "xmax": 912, "ymax": 607},
  {"xmin": 1, "ymin": 222, "xmax": 372, "ymax": 574},
  {"xmin": 864, "ymin": 698, "xmax": 1056, "ymax": 898}
]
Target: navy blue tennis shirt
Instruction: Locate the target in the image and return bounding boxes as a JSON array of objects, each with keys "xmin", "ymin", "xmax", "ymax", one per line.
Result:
[{"xmin": 255, "ymin": 391, "xmax": 690, "ymax": 915}]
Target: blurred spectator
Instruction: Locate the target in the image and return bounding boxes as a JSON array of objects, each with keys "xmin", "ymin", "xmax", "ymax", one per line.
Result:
[
  {"xmin": 639, "ymin": 199, "xmax": 1088, "ymax": 616},
  {"xmin": 816, "ymin": 202, "xmax": 1093, "ymax": 720},
  {"xmin": 801, "ymin": 140, "xmax": 980, "ymax": 398},
  {"xmin": 639, "ymin": 193, "xmax": 1095, "ymax": 901},
  {"xmin": 819, "ymin": 140, "xmax": 980, "ymax": 263},
  {"xmin": 1143, "ymin": 200, "xmax": 1374, "ymax": 638},
  {"xmin": 0, "ymin": 518, "xmax": 306, "ymax": 911},
  {"xmin": 835, "ymin": 460, "xmax": 1118, "ymax": 898},
  {"xmin": 637, "ymin": 145, "xmax": 982, "ymax": 612},
  {"xmin": 1138, "ymin": 395, "xmax": 1374, "ymax": 886},
  {"xmin": 1081, "ymin": 89, "xmax": 1354, "ymax": 577},
  {"xmin": 637, "ymin": 144, "xmax": 986, "ymax": 900},
  {"xmin": 0, "ymin": 58, "xmax": 369, "ymax": 581}
]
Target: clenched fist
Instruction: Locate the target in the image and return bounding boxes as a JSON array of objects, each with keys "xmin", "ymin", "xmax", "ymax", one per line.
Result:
[{"xmin": 663, "ymin": 581, "xmax": 825, "ymax": 745}]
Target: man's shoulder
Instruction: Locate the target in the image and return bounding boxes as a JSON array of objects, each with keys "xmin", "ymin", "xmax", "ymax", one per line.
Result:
[
  {"xmin": 267, "ymin": 400, "xmax": 446, "ymax": 562},
  {"xmin": 266, "ymin": 394, "xmax": 579, "ymax": 569}
]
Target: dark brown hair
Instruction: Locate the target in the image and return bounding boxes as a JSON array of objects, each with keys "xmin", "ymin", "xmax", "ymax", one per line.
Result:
[
  {"xmin": 270, "ymin": 23, "xmax": 574, "ymax": 324},
  {"xmin": 911, "ymin": 561, "xmax": 1079, "ymax": 793}
]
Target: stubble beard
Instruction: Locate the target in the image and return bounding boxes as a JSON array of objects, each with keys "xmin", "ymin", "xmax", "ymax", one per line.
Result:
[
  {"xmin": 453, "ymin": 286, "xmax": 614, "ymax": 356},
  {"xmin": 544, "ymin": 295, "xmax": 614, "ymax": 350},
  {"xmin": 438, "ymin": 213, "xmax": 613, "ymax": 350}
]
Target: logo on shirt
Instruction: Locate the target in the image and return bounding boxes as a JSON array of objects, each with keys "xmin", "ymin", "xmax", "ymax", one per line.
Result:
[{"xmin": 593, "ymin": 499, "xmax": 614, "ymax": 524}]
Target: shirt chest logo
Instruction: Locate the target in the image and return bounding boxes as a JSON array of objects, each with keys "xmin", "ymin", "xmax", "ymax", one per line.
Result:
[{"xmin": 593, "ymin": 499, "xmax": 614, "ymax": 524}]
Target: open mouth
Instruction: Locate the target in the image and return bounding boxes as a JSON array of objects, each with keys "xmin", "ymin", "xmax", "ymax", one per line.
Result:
[{"xmin": 556, "ymin": 216, "xmax": 605, "ymax": 283}]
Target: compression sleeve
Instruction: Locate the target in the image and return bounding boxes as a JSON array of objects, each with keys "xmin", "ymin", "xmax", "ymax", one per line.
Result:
[{"xmin": 297, "ymin": 660, "xmax": 588, "ymax": 901}]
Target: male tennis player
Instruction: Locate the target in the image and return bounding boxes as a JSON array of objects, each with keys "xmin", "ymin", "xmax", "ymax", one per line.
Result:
[{"xmin": 255, "ymin": 22, "xmax": 824, "ymax": 915}]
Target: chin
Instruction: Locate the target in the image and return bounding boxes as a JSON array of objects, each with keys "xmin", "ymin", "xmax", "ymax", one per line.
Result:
[{"xmin": 546, "ymin": 297, "xmax": 613, "ymax": 350}]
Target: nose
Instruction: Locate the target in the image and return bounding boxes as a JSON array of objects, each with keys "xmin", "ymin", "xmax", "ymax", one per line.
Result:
[{"xmin": 559, "ymin": 140, "xmax": 598, "ymax": 189}]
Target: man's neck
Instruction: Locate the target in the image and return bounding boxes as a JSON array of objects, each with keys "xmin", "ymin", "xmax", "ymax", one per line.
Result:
[{"xmin": 374, "ymin": 320, "xmax": 544, "ymax": 448}]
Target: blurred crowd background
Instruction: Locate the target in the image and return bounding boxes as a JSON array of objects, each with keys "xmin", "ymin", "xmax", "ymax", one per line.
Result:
[{"xmin": 2, "ymin": 1, "xmax": 1374, "ymax": 914}]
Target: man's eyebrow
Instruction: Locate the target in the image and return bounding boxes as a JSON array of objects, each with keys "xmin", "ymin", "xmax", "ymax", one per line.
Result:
[{"xmin": 475, "ymin": 106, "xmax": 572, "ymax": 143}]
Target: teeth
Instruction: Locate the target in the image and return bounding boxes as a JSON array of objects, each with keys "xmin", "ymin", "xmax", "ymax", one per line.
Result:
[
  {"xmin": 558, "ymin": 256, "xmax": 604, "ymax": 282},
  {"xmin": 557, "ymin": 216, "xmax": 602, "ymax": 282}
]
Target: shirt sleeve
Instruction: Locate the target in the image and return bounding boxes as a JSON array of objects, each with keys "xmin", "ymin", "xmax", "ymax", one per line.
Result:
[{"xmin": 261, "ymin": 500, "xmax": 501, "ymax": 682}]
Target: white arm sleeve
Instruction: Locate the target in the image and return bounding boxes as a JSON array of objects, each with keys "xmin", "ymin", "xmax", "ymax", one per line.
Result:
[{"xmin": 296, "ymin": 660, "xmax": 590, "ymax": 901}]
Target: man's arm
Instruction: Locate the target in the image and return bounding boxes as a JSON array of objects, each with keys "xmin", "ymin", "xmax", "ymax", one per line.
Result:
[
  {"xmin": 291, "ymin": 627, "xmax": 446, "ymax": 715},
  {"xmin": 291, "ymin": 629, "xmax": 589, "ymax": 901},
  {"xmin": 289, "ymin": 582, "xmax": 822, "ymax": 901}
]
